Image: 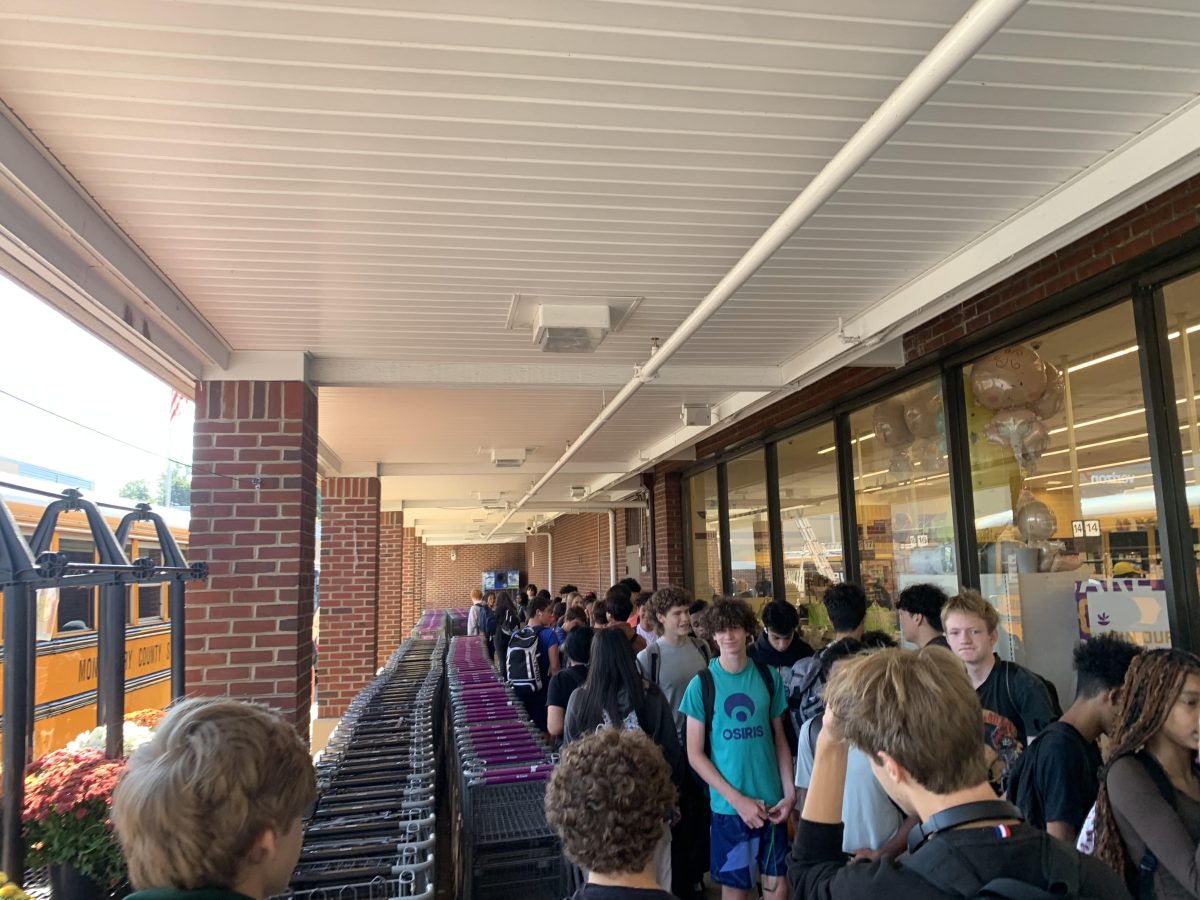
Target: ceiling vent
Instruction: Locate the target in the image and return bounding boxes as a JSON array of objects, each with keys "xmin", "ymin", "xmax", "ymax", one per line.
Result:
[
  {"xmin": 490, "ymin": 448, "xmax": 527, "ymax": 468},
  {"xmin": 532, "ymin": 304, "xmax": 611, "ymax": 353}
]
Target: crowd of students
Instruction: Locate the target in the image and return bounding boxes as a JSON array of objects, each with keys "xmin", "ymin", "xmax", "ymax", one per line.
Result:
[{"xmin": 109, "ymin": 578, "xmax": 1200, "ymax": 900}]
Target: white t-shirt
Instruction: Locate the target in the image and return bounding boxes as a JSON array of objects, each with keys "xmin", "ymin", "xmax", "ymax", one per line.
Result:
[{"xmin": 794, "ymin": 717, "xmax": 904, "ymax": 853}]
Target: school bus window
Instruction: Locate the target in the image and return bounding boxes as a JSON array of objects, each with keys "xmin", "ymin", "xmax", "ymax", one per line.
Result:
[
  {"xmin": 56, "ymin": 537, "xmax": 96, "ymax": 632},
  {"xmin": 137, "ymin": 547, "xmax": 164, "ymax": 622}
]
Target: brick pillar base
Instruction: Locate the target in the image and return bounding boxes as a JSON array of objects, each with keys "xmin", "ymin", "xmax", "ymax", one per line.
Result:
[
  {"xmin": 318, "ymin": 477, "xmax": 380, "ymax": 717},
  {"xmin": 653, "ymin": 469, "xmax": 685, "ymax": 589},
  {"xmin": 378, "ymin": 512, "xmax": 404, "ymax": 666},
  {"xmin": 188, "ymin": 380, "xmax": 317, "ymax": 733}
]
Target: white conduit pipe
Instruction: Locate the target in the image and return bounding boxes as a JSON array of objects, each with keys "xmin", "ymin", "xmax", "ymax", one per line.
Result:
[{"xmin": 488, "ymin": 0, "xmax": 1027, "ymax": 541}]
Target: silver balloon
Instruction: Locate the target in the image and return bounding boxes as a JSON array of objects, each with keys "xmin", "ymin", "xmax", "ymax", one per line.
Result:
[
  {"xmin": 874, "ymin": 399, "xmax": 914, "ymax": 450},
  {"xmin": 970, "ymin": 345, "xmax": 1050, "ymax": 411},
  {"xmin": 904, "ymin": 392, "xmax": 942, "ymax": 440},
  {"xmin": 888, "ymin": 451, "xmax": 914, "ymax": 479},
  {"xmin": 1015, "ymin": 498, "xmax": 1057, "ymax": 542},
  {"xmin": 984, "ymin": 408, "xmax": 1051, "ymax": 471},
  {"xmin": 1032, "ymin": 363, "xmax": 1065, "ymax": 420}
]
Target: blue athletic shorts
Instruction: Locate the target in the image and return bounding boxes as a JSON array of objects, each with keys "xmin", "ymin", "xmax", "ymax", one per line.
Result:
[{"xmin": 709, "ymin": 812, "xmax": 788, "ymax": 888}]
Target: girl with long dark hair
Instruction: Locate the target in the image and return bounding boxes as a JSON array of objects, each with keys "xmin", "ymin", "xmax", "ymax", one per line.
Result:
[
  {"xmin": 1095, "ymin": 648, "xmax": 1200, "ymax": 899},
  {"xmin": 561, "ymin": 627, "xmax": 683, "ymax": 892}
]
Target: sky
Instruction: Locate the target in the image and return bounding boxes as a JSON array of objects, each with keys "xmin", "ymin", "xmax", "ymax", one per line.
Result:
[{"xmin": 0, "ymin": 274, "xmax": 194, "ymax": 503}]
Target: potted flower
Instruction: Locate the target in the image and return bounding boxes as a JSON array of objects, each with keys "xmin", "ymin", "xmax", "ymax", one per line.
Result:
[
  {"xmin": 22, "ymin": 747, "xmax": 127, "ymax": 898},
  {"xmin": 0, "ymin": 872, "xmax": 32, "ymax": 900},
  {"xmin": 21, "ymin": 709, "xmax": 163, "ymax": 898}
]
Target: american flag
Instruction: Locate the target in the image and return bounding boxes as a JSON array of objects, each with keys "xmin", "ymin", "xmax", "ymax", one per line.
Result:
[{"xmin": 169, "ymin": 389, "xmax": 187, "ymax": 421}]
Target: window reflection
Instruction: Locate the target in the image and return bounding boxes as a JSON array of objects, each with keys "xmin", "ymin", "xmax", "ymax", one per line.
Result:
[
  {"xmin": 1164, "ymin": 270, "xmax": 1200, "ymax": 594},
  {"xmin": 777, "ymin": 424, "xmax": 844, "ymax": 641},
  {"xmin": 686, "ymin": 468, "xmax": 721, "ymax": 601},
  {"xmin": 726, "ymin": 450, "xmax": 772, "ymax": 612},
  {"xmin": 965, "ymin": 302, "xmax": 1166, "ymax": 703},
  {"xmin": 850, "ymin": 379, "xmax": 957, "ymax": 643}
]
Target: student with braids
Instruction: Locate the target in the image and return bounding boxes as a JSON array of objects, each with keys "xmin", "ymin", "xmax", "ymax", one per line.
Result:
[{"xmin": 1095, "ymin": 648, "xmax": 1200, "ymax": 900}]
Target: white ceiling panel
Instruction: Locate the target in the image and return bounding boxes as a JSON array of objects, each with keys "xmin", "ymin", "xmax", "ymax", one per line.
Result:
[{"xmin": 1, "ymin": 0, "xmax": 1198, "ymax": 540}]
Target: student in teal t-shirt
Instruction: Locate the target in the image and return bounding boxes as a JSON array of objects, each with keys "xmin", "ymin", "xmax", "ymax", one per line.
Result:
[{"xmin": 680, "ymin": 597, "xmax": 794, "ymax": 900}]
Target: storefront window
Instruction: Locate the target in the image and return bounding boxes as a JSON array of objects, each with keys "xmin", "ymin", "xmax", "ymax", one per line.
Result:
[
  {"xmin": 777, "ymin": 424, "xmax": 844, "ymax": 635},
  {"xmin": 1164, "ymin": 269, "xmax": 1200, "ymax": 590},
  {"xmin": 964, "ymin": 301, "xmax": 1165, "ymax": 702},
  {"xmin": 686, "ymin": 468, "xmax": 722, "ymax": 601},
  {"xmin": 850, "ymin": 379, "xmax": 956, "ymax": 643},
  {"xmin": 725, "ymin": 450, "xmax": 772, "ymax": 612}
]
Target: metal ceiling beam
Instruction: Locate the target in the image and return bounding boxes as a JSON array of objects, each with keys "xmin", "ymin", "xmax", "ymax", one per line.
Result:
[
  {"xmin": 0, "ymin": 103, "xmax": 230, "ymax": 377},
  {"xmin": 310, "ymin": 358, "xmax": 783, "ymax": 391},
  {"xmin": 379, "ymin": 462, "xmax": 629, "ymax": 477}
]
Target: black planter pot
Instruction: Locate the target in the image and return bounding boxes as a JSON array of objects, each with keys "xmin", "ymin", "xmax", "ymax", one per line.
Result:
[{"xmin": 48, "ymin": 863, "xmax": 104, "ymax": 900}]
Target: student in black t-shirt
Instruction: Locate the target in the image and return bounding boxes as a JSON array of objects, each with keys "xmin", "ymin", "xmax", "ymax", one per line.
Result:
[
  {"xmin": 895, "ymin": 583, "xmax": 950, "ymax": 649},
  {"xmin": 548, "ymin": 625, "xmax": 594, "ymax": 746},
  {"xmin": 1007, "ymin": 634, "xmax": 1139, "ymax": 842},
  {"xmin": 788, "ymin": 647, "xmax": 1130, "ymax": 900},
  {"xmin": 546, "ymin": 728, "xmax": 678, "ymax": 900},
  {"xmin": 942, "ymin": 589, "xmax": 1058, "ymax": 790}
]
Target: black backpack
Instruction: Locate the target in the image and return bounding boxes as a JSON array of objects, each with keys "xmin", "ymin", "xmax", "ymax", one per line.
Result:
[
  {"xmin": 506, "ymin": 625, "xmax": 545, "ymax": 693},
  {"xmin": 901, "ymin": 826, "xmax": 1083, "ymax": 899},
  {"xmin": 697, "ymin": 659, "xmax": 775, "ymax": 759},
  {"xmin": 479, "ymin": 602, "xmax": 497, "ymax": 637}
]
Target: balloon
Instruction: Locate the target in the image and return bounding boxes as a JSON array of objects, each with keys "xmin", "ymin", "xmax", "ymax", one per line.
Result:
[
  {"xmin": 1032, "ymin": 363, "xmax": 1065, "ymax": 420},
  {"xmin": 874, "ymin": 399, "xmax": 914, "ymax": 450},
  {"xmin": 911, "ymin": 437, "xmax": 947, "ymax": 473},
  {"xmin": 984, "ymin": 408, "xmax": 1051, "ymax": 471},
  {"xmin": 888, "ymin": 451, "xmax": 914, "ymax": 479},
  {"xmin": 1029, "ymin": 539, "xmax": 1066, "ymax": 572},
  {"xmin": 1015, "ymin": 497, "xmax": 1057, "ymax": 542},
  {"xmin": 904, "ymin": 391, "xmax": 943, "ymax": 439},
  {"xmin": 970, "ymin": 346, "xmax": 1050, "ymax": 410}
]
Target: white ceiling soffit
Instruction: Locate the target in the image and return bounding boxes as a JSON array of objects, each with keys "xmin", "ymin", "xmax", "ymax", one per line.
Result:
[{"xmin": 0, "ymin": 0, "xmax": 1198, "ymax": 542}]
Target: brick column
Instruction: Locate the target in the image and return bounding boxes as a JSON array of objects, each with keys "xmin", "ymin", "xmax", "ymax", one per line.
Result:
[
  {"xmin": 317, "ymin": 477, "xmax": 380, "ymax": 716},
  {"xmin": 378, "ymin": 511, "xmax": 404, "ymax": 666},
  {"xmin": 653, "ymin": 470, "xmax": 685, "ymax": 589},
  {"xmin": 414, "ymin": 538, "xmax": 426, "ymax": 619},
  {"xmin": 401, "ymin": 526, "xmax": 419, "ymax": 635},
  {"xmin": 188, "ymin": 380, "xmax": 317, "ymax": 732}
]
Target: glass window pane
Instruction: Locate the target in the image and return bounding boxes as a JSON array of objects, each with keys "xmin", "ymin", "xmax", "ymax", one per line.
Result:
[
  {"xmin": 726, "ymin": 450, "xmax": 773, "ymax": 611},
  {"xmin": 686, "ymin": 468, "xmax": 722, "ymax": 601},
  {"xmin": 138, "ymin": 547, "xmax": 164, "ymax": 622},
  {"xmin": 965, "ymin": 301, "xmax": 1166, "ymax": 705},
  {"xmin": 56, "ymin": 537, "xmax": 96, "ymax": 632},
  {"xmin": 777, "ymin": 424, "xmax": 844, "ymax": 641},
  {"xmin": 850, "ymin": 379, "xmax": 957, "ymax": 643},
  {"xmin": 1164, "ymin": 270, "xmax": 1200, "ymax": 590}
]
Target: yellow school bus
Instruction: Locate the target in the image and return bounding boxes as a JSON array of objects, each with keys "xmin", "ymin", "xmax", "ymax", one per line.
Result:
[{"xmin": 0, "ymin": 493, "xmax": 185, "ymax": 756}]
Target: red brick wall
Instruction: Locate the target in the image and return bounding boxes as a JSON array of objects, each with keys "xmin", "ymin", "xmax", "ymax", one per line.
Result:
[
  {"xmin": 905, "ymin": 174, "xmax": 1200, "ymax": 360},
  {"xmin": 377, "ymin": 511, "xmax": 404, "ymax": 666},
  {"xmin": 423, "ymin": 543, "xmax": 526, "ymax": 609},
  {"xmin": 400, "ymin": 527, "xmax": 421, "ymax": 635},
  {"xmin": 527, "ymin": 513, "xmax": 611, "ymax": 595},
  {"xmin": 188, "ymin": 380, "xmax": 317, "ymax": 733},
  {"xmin": 652, "ymin": 470, "xmax": 685, "ymax": 589},
  {"xmin": 317, "ymin": 477, "xmax": 379, "ymax": 717}
]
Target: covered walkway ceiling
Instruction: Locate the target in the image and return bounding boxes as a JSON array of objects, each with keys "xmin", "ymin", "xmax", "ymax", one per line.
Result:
[{"xmin": 1, "ymin": 0, "xmax": 1199, "ymax": 544}]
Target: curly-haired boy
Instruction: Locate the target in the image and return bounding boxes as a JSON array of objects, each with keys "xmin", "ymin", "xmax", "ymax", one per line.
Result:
[{"xmin": 546, "ymin": 727, "xmax": 678, "ymax": 899}]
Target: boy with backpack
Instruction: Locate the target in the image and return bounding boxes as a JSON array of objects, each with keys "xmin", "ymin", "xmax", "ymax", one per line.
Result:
[
  {"xmin": 638, "ymin": 586, "xmax": 711, "ymax": 900},
  {"xmin": 789, "ymin": 647, "xmax": 1130, "ymax": 900},
  {"xmin": 507, "ymin": 595, "xmax": 560, "ymax": 736},
  {"xmin": 680, "ymin": 597, "xmax": 794, "ymax": 900}
]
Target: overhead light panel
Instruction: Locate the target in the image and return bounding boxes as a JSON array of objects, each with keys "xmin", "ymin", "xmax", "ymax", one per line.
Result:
[
  {"xmin": 570, "ymin": 485, "xmax": 587, "ymax": 501},
  {"xmin": 681, "ymin": 403, "xmax": 713, "ymax": 427},
  {"xmin": 490, "ymin": 448, "xmax": 526, "ymax": 468},
  {"xmin": 532, "ymin": 304, "xmax": 611, "ymax": 353}
]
